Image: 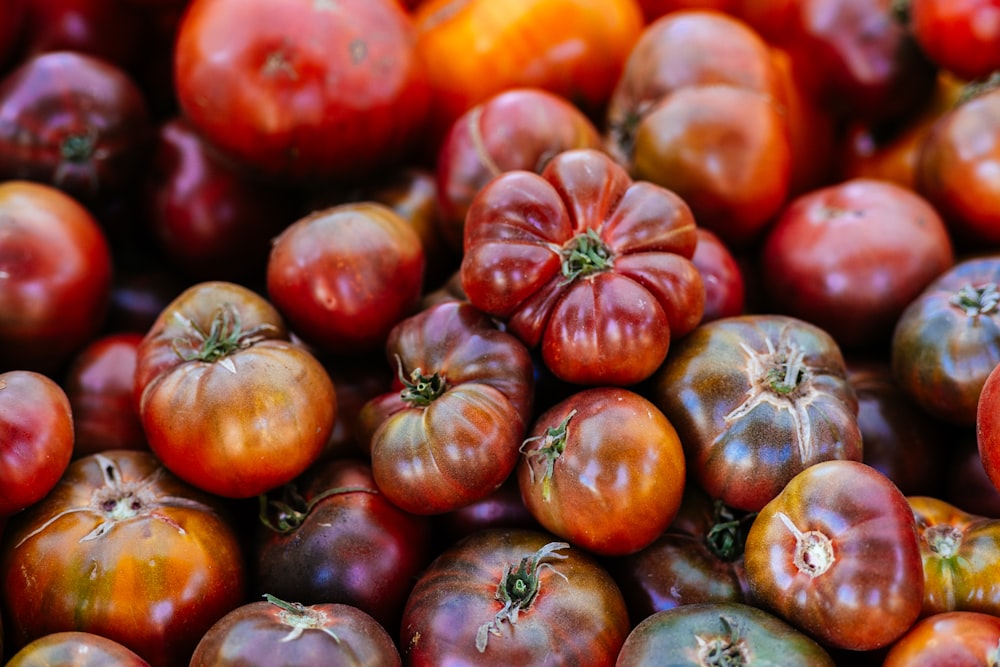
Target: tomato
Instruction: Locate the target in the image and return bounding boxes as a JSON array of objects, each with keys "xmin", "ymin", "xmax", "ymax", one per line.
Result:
[
  {"xmin": 892, "ymin": 255, "xmax": 1000, "ymax": 426},
  {"xmin": 883, "ymin": 611, "xmax": 1000, "ymax": 666},
  {"xmin": 759, "ymin": 178, "xmax": 955, "ymax": 352},
  {"xmin": 5, "ymin": 631, "xmax": 151, "ymax": 666},
  {"xmin": 516, "ymin": 386, "xmax": 686, "ymax": 556},
  {"xmin": 134, "ymin": 281, "xmax": 337, "ymax": 499},
  {"xmin": 0, "ymin": 370, "xmax": 74, "ymax": 516},
  {"xmin": 615, "ymin": 602, "xmax": 836, "ymax": 666},
  {"xmin": 651, "ymin": 314, "xmax": 862, "ymax": 512},
  {"xmin": 460, "ymin": 148, "xmax": 704, "ymax": 386},
  {"xmin": 744, "ymin": 459, "xmax": 924, "ymax": 651},
  {"xmin": 0, "ymin": 50, "xmax": 151, "ymax": 204},
  {"xmin": 947, "ymin": 431, "xmax": 1000, "ymax": 519},
  {"xmin": 691, "ymin": 227, "xmax": 745, "ymax": 323},
  {"xmin": 907, "ymin": 0, "xmax": 1000, "ymax": 81},
  {"xmin": 190, "ymin": 596, "xmax": 401, "ymax": 667},
  {"xmin": 637, "ymin": 0, "xmax": 739, "ymax": 22},
  {"xmin": 0, "ymin": 450, "xmax": 247, "ymax": 667},
  {"xmin": 400, "ymin": 528, "xmax": 630, "ymax": 666},
  {"xmin": 0, "ymin": 180, "xmax": 113, "ymax": 375},
  {"xmin": 266, "ymin": 202, "xmax": 426, "ymax": 356},
  {"xmin": 254, "ymin": 458, "xmax": 433, "ymax": 631},
  {"xmin": 908, "ymin": 495, "xmax": 1000, "ymax": 617},
  {"xmin": 358, "ymin": 301, "xmax": 535, "ymax": 514},
  {"xmin": 977, "ymin": 358, "xmax": 1000, "ymax": 497},
  {"xmin": 173, "ymin": 0, "xmax": 429, "ymax": 185}
]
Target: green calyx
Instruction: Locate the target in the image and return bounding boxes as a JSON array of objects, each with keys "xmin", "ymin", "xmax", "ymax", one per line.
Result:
[
  {"xmin": 172, "ymin": 303, "xmax": 276, "ymax": 363},
  {"xmin": 258, "ymin": 483, "xmax": 378, "ymax": 534},
  {"xmin": 560, "ymin": 228, "xmax": 613, "ymax": 284},
  {"xmin": 395, "ymin": 355, "xmax": 447, "ymax": 407},
  {"xmin": 950, "ymin": 282, "xmax": 1000, "ymax": 317},
  {"xmin": 519, "ymin": 409, "xmax": 577, "ymax": 503}
]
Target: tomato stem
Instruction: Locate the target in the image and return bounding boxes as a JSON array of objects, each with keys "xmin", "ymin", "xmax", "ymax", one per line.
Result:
[
  {"xmin": 263, "ymin": 594, "xmax": 342, "ymax": 644},
  {"xmin": 777, "ymin": 511, "xmax": 835, "ymax": 578},
  {"xmin": 695, "ymin": 615, "xmax": 750, "ymax": 666},
  {"xmin": 704, "ymin": 500, "xmax": 756, "ymax": 562},
  {"xmin": 172, "ymin": 303, "xmax": 277, "ymax": 363},
  {"xmin": 949, "ymin": 282, "xmax": 1000, "ymax": 317},
  {"xmin": 258, "ymin": 483, "xmax": 378, "ymax": 534},
  {"xmin": 560, "ymin": 228, "xmax": 613, "ymax": 284},
  {"xmin": 924, "ymin": 523, "xmax": 963, "ymax": 559},
  {"xmin": 519, "ymin": 409, "xmax": 577, "ymax": 503},
  {"xmin": 395, "ymin": 355, "xmax": 447, "ymax": 406}
]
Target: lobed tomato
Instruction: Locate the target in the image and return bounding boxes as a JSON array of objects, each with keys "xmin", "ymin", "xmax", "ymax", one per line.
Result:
[{"xmin": 5, "ymin": 631, "xmax": 151, "ymax": 667}]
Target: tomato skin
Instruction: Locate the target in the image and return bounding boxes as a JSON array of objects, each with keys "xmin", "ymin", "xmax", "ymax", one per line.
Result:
[
  {"xmin": 615, "ymin": 602, "xmax": 836, "ymax": 666},
  {"xmin": 883, "ymin": 611, "xmax": 1000, "ymax": 667},
  {"xmin": 400, "ymin": 528, "xmax": 630, "ymax": 666},
  {"xmin": 0, "ymin": 450, "xmax": 247, "ymax": 667},
  {"xmin": 908, "ymin": 495, "xmax": 1000, "ymax": 617},
  {"xmin": 5, "ymin": 631, "xmax": 151, "ymax": 667},
  {"xmin": 651, "ymin": 314, "xmax": 862, "ymax": 512},
  {"xmin": 517, "ymin": 387, "xmax": 686, "ymax": 556},
  {"xmin": 744, "ymin": 460, "xmax": 924, "ymax": 651},
  {"xmin": 908, "ymin": 0, "xmax": 1000, "ymax": 81},
  {"xmin": 460, "ymin": 148, "xmax": 704, "ymax": 386},
  {"xmin": 977, "ymin": 359, "xmax": 1000, "ymax": 497},
  {"xmin": 691, "ymin": 227, "xmax": 745, "ymax": 323},
  {"xmin": 135, "ymin": 281, "xmax": 337, "ymax": 499},
  {"xmin": 0, "ymin": 370, "xmax": 74, "ymax": 516}
]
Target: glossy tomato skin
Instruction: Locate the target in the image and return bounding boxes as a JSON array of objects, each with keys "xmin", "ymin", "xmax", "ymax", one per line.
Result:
[
  {"xmin": 460, "ymin": 148, "xmax": 704, "ymax": 386},
  {"xmin": 0, "ymin": 450, "xmax": 247, "ymax": 667},
  {"xmin": 759, "ymin": 178, "xmax": 954, "ymax": 352},
  {"xmin": 0, "ymin": 180, "xmax": 113, "ymax": 375},
  {"xmin": 400, "ymin": 528, "xmax": 630, "ymax": 666},
  {"xmin": 253, "ymin": 458, "xmax": 433, "ymax": 632},
  {"xmin": 908, "ymin": 495, "xmax": 1000, "ymax": 617},
  {"xmin": 266, "ymin": 202, "xmax": 426, "ymax": 356},
  {"xmin": 977, "ymin": 358, "xmax": 1000, "ymax": 497},
  {"xmin": 615, "ymin": 602, "xmax": 836, "ymax": 667},
  {"xmin": 359, "ymin": 301, "xmax": 535, "ymax": 514},
  {"xmin": 744, "ymin": 460, "xmax": 924, "ymax": 651},
  {"xmin": 908, "ymin": 0, "xmax": 1000, "ymax": 81},
  {"xmin": 892, "ymin": 255, "xmax": 1000, "ymax": 426},
  {"xmin": 517, "ymin": 386, "xmax": 686, "ymax": 556},
  {"xmin": 882, "ymin": 611, "xmax": 1000, "ymax": 667},
  {"xmin": 651, "ymin": 314, "xmax": 862, "ymax": 512},
  {"xmin": 0, "ymin": 370, "xmax": 74, "ymax": 516},
  {"xmin": 190, "ymin": 597, "xmax": 401, "ymax": 667},
  {"xmin": 174, "ymin": 0, "xmax": 429, "ymax": 185},
  {"xmin": 691, "ymin": 227, "xmax": 745, "ymax": 323},
  {"xmin": 135, "ymin": 281, "xmax": 337, "ymax": 499},
  {"xmin": 5, "ymin": 631, "xmax": 151, "ymax": 667}
]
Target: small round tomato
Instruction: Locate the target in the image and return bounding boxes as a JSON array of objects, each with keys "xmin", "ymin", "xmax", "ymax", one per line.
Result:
[
  {"xmin": 883, "ymin": 611, "xmax": 1000, "ymax": 666},
  {"xmin": 517, "ymin": 386, "xmax": 686, "ymax": 556},
  {"xmin": 5, "ymin": 631, "xmax": 151, "ymax": 667},
  {"xmin": 0, "ymin": 370, "xmax": 74, "ymax": 516},
  {"xmin": 907, "ymin": 0, "xmax": 1000, "ymax": 81}
]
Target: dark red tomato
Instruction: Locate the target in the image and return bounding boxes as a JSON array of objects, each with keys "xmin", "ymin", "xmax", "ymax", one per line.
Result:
[
  {"xmin": 908, "ymin": 495, "xmax": 1000, "ymax": 617},
  {"xmin": 0, "ymin": 180, "xmax": 113, "ymax": 375},
  {"xmin": 744, "ymin": 460, "xmax": 924, "ymax": 651},
  {"xmin": 134, "ymin": 281, "xmax": 337, "ymax": 499},
  {"xmin": 892, "ymin": 255, "xmax": 1000, "ymax": 426},
  {"xmin": 358, "ymin": 301, "xmax": 535, "ymax": 514},
  {"xmin": 63, "ymin": 332, "xmax": 148, "ymax": 458},
  {"xmin": 908, "ymin": 0, "xmax": 1000, "ymax": 81},
  {"xmin": 144, "ymin": 117, "xmax": 295, "ymax": 282},
  {"xmin": 0, "ymin": 51, "xmax": 151, "ymax": 203},
  {"xmin": 616, "ymin": 602, "xmax": 836, "ymax": 667},
  {"xmin": 0, "ymin": 370, "xmax": 73, "ymax": 516},
  {"xmin": 978, "ymin": 359, "xmax": 1000, "ymax": 496},
  {"xmin": 434, "ymin": 87, "xmax": 604, "ymax": 253},
  {"xmin": 6, "ymin": 631, "xmax": 150, "ymax": 666},
  {"xmin": 401, "ymin": 528, "xmax": 630, "ymax": 666},
  {"xmin": 0, "ymin": 450, "xmax": 247, "ymax": 667},
  {"xmin": 637, "ymin": 0, "xmax": 740, "ymax": 22},
  {"xmin": 174, "ymin": 0, "xmax": 429, "ymax": 185},
  {"xmin": 105, "ymin": 266, "xmax": 187, "ymax": 335},
  {"xmin": 916, "ymin": 85, "xmax": 1000, "ymax": 248},
  {"xmin": 266, "ymin": 202, "xmax": 426, "ymax": 356},
  {"xmin": 517, "ymin": 386, "xmax": 686, "ymax": 556},
  {"xmin": 883, "ymin": 611, "xmax": 1000, "ymax": 666},
  {"xmin": 759, "ymin": 178, "xmax": 955, "ymax": 352},
  {"xmin": 651, "ymin": 314, "xmax": 862, "ymax": 512},
  {"xmin": 691, "ymin": 227, "xmax": 745, "ymax": 323},
  {"xmin": 460, "ymin": 148, "xmax": 704, "ymax": 386},
  {"xmin": 190, "ymin": 596, "xmax": 401, "ymax": 667},
  {"xmin": 254, "ymin": 458, "xmax": 433, "ymax": 631}
]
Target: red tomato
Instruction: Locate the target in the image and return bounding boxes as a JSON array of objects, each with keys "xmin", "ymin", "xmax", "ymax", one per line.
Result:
[
  {"xmin": 0, "ymin": 370, "xmax": 74, "ymax": 516},
  {"xmin": 744, "ymin": 460, "xmax": 924, "ymax": 651},
  {"xmin": 134, "ymin": 281, "xmax": 337, "ymax": 499},
  {"xmin": 883, "ymin": 611, "xmax": 1000, "ymax": 666},
  {"xmin": 0, "ymin": 181, "xmax": 113, "ymax": 375},
  {"xmin": 517, "ymin": 386, "xmax": 686, "ymax": 556},
  {"xmin": 173, "ymin": 0, "xmax": 429, "ymax": 185},
  {"xmin": 401, "ymin": 529, "xmax": 630, "ymax": 665},
  {"xmin": 691, "ymin": 227, "xmax": 745, "ymax": 323},
  {"xmin": 266, "ymin": 202, "xmax": 426, "ymax": 356},
  {"xmin": 5, "ymin": 631, "xmax": 151, "ymax": 666},
  {"xmin": 977, "ymin": 359, "xmax": 1000, "ymax": 496},
  {"xmin": 460, "ymin": 148, "xmax": 704, "ymax": 386},
  {"xmin": 0, "ymin": 450, "xmax": 247, "ymax": 667},
  {"xmin": 907, "ymin": 0, "xmax": 1000, "ymax": 81}
]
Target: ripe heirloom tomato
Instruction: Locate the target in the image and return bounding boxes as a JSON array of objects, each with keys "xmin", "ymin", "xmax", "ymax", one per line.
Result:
[
  {"xmin": 0, "ymin": 450, "xmax": 247, "ymax": 667},
  {"xmin": 977, "ymin": 358, "xmax": 1000, "ymax": 497},
  {"xmin": 400, "ymin": 528, "xmax": 630, "ymax": 666},
  {"xmin": 134, "ymin": 281, "xmax": 337, "ymax": 499},
  {"xmin": 460, "ymin": 148, "xmax": 704, "ymax": 386},
  {"xmin": 907, "ymin": 0, "xmax": 1000, "ymax": 81},
  {"xmin": 744, "ymin": 460, "xmax": 924, "ymax": 651},
  {"xmin": 358, "ymin": 301, "xmax": 535, "ymax": 514},
  {"xmin": 651, "ymin": 314, "xmax": 862, "ymax": 512},
  {"xmin": 517, "ymin": 386, "xmax": 686, "ymax": 556},
  {"xmin": 883, "ymin": 611, "xmax": 1000, "ymax": 667},
  {"xmin": 908, "ymin": 495, "xmax": 1000, "ymax": 617},
  {"xmin": 691, "ymin": 227, "xmax": 745, "ymax": 323},
  {"xmin": 0, "ymin": 370, "xmax": 74, "ymax": 516},
  {"xmin": 174, "ymin": 0, "xmax": 429, "ymax": 185},
  {"xmin": 190, "ymin": 596, "xmax": 401, "ymax": 667},
  {"xmin": 5, "ymin": 631, "xmax": 151, "ymax": 667}
]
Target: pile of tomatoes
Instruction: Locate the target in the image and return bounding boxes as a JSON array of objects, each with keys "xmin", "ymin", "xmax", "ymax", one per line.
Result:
[{"xmin": 2, "ymin": 0, "xmax": 1000, "ymax": 664}]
